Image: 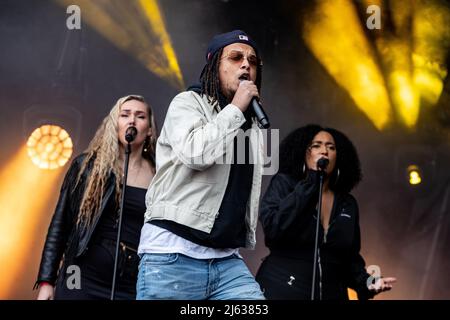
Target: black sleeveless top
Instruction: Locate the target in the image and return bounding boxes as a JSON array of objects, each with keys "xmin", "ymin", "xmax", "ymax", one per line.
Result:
[{"xmin": 94, "ymin": 185, "xmax": 147, "ymax": 249}]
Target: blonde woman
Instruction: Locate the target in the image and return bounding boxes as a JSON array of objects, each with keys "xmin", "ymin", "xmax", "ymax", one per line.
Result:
[{"xmin": 35, "ymin": 95, "xmax": 157, "ymax": 300}]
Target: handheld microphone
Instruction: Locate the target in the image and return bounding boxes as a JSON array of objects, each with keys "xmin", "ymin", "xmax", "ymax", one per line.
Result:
[
  {"xmin": 251, "ymin": 98, "xmax": 270, "ymax": 129},
  {"xmin": 317, "ymin": 158, "xmax": 329, "ymax": 171},
  {"xmin": 238, "ymin": 79, "xmax": 270, "ymax": 128},
  {"xmin": 125, "ymin": 126, "xmax": 137, "ymax": 143}
]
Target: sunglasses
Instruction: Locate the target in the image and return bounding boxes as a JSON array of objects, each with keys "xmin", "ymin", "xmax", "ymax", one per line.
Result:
[{"xmin": 221, "ymin": 51, "xmax": 261, "ymax": 67}]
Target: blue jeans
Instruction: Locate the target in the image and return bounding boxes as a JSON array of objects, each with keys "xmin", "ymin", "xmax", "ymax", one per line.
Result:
[{"xmin": 136, "ymin": 253, "xmax": 265, "ymax": 300}]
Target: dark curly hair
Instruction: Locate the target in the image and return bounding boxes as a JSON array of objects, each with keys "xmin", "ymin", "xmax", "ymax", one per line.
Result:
[
  {"xmin": 279, "ymin": 124, "xmax": 362, "ymax": 193},
  {"xmin": 199, "ymin": 48, "xmax": 262, "ymax": 106}
]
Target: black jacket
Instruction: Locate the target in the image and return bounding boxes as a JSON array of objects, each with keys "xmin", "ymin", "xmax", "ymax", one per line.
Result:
[
  {"xmin": 35, "ymin": 154, "xmax": 117, "ymax": 287},
  {"xmin": 258, "ymin": 171, "xmax": 374, "ymax": 300}
]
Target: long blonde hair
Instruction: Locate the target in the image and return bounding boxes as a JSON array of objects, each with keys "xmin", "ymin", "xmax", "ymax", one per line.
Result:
[{"xmin": 76, "ymin": 95, "xmax": 157, "ymax": 226}]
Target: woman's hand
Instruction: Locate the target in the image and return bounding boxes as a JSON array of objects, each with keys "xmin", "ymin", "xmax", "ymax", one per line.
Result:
[
  {"xmin": 368, "ymin": 276, "xmax": 397, "ymax": 295},
  {"xmin": 36, "ymin": 283, "xmax": 55, "ymax": 300}
]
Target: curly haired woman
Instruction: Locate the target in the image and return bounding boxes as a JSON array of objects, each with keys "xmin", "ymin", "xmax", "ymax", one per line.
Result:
[
  {"xmin": 256, "ymin": 124, "xmax": 396, "ymax": 300},
  {"xmin": 35, "ymin": 95, "xmax": 157, "ymax": 300}
]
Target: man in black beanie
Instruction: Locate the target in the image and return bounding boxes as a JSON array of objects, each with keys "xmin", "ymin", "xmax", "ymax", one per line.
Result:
[{"xmin": 137, "ymin": 30, "xmax": 266, "ymax": 300}]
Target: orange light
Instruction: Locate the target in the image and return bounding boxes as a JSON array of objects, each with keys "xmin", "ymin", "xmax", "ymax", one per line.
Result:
[
  {"xmin": 26, "ymin": 125, "xmax": 73, "ymax": 170},
  {"xmin": 348, "ymin": 288, "xmax": 358, "ymax": 300},
  {"xmin": 0, "ymin": 146, "xmax": 63, "ymax": 298}
]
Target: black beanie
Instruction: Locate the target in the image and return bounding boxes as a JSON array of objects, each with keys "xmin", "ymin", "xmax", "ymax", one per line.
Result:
[{"xmin": 205, "ymin": 30, "xmax": 258, "ymax": 61}]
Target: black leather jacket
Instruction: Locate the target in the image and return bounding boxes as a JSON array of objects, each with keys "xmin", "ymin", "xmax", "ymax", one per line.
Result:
[{"xmin": 35, "ymin": 154, "xmax": 117, "ymax": 287}]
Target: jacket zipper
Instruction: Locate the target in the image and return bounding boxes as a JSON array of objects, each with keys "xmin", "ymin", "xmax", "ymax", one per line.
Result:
[{"xmin": 317, "ymin": 195, "xmax": 341, "ymax": 299}]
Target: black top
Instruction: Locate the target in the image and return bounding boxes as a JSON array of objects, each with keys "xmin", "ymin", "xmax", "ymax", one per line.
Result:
[
  {"xmin": 95, "ymin": 185, "xmax": 146, "ymax": 250},
  {"xmin": 151, "ymin": 110, "xmax": 254, "ymax": 248},
  {"xmin": 257, "ymin": 171, "xmax": 374, "ymax": 300}
]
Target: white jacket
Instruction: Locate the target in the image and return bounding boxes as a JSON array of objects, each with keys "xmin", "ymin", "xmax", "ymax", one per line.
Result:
[{"xmin": 144, "ymin": 91, "xmax": 264, "ymax": 249}]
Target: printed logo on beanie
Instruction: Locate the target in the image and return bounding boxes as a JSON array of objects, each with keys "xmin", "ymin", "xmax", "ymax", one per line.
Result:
[{"xmin": 239, "ymin": 35, "xmax": 249, "ymax": 41}]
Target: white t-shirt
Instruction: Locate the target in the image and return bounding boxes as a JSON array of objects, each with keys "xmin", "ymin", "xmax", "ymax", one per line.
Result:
[{"xmin": 138, "ymin": 223, "xmax": 240, "ymax": 259}]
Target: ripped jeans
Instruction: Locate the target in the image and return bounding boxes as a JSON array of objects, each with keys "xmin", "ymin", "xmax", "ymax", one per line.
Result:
[{"xmin": 136, "ymin": 253, "xmax": 265, "ymax": 300}]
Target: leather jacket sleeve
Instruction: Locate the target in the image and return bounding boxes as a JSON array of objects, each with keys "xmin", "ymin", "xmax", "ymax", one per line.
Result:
[{"xmin": 34, "ymin": 155, "xmax": 84, "ymax": 288}]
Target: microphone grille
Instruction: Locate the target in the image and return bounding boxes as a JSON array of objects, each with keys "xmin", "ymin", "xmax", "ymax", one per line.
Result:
[{"xmin": 317, "ymin": 158, "xmax": 329, "ymax": 169}]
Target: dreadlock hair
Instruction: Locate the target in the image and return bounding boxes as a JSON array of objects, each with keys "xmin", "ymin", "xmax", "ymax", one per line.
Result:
[
  {"xmin": 279, "ymin": 124, "xmax": 362, "ymax": 194},
  {"xmin": 199, "ymin": 48, "xmax": 263, "ymax": 106},
  {"xmin": 75, "ymin": 95, "xmax": 157, "ymax": 226}
]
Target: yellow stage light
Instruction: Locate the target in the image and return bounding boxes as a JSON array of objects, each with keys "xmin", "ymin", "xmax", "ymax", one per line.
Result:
[
  {"xmin": 302, "ymin": 0, "xmax": 392, "ymax": 130},
  {"xmin": 372, "ymin": 0, "xmax": 450, "ymax": 127},
  {"xmin": 55, "ymin": 0, "xmax": 185, "ymax": 90},
  {"xmin": 389, "ymin": 69, "xmax": 420, "ymax": 128},
  {"xmin": 413, "ymin": 0, "xmax": 450, "ymax": 106},
  {"xmin": 303, "ymin": 0, "xmax": 449, "ymax": 130},
  {"xmin": 26, "ymin": 125, "xmax": 73, "ymax": 170},
  {"xmin": 413, "ymin": 53, "xmax": 447, "ymax": 105},
  {"xmin": 407, "ymin": 165, "xmax": 422, "ymax": 185},
  {"xmin": 368, "ymin": 0, "xmax": 420, "ymax": 128}
]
